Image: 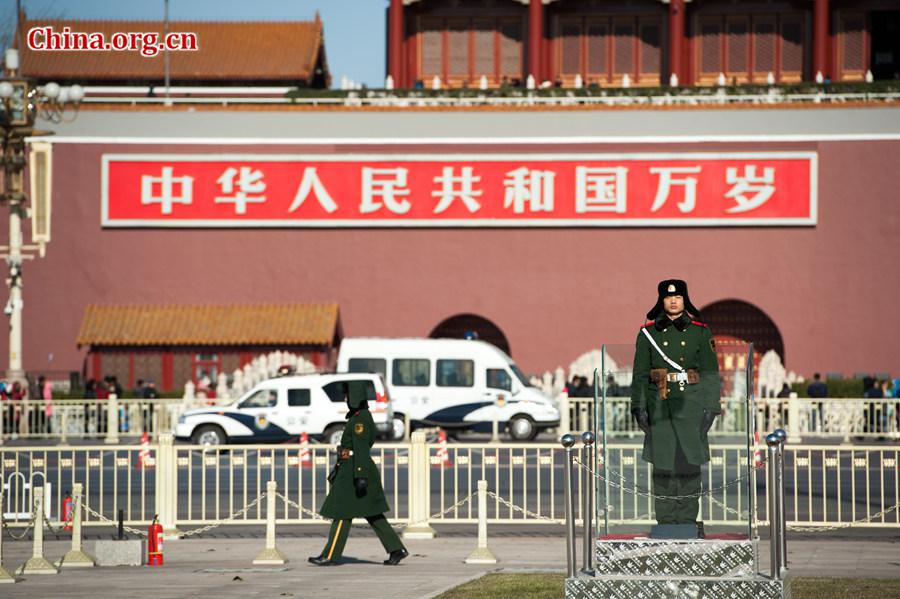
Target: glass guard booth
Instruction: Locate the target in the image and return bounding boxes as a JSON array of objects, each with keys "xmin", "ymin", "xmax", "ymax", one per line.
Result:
[{"xmin": 595, "ymin": 341, "xmax": 757, "ymax": 540}]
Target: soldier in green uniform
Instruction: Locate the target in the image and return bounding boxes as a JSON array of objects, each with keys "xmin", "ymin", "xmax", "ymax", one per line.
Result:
[
  {"xmin": 630, "ymin": 280, "xmax": 721, "ymax": 536},
  {"xmin": 309, "ymin": 381, "xmax": 408, "ymax": 566}
]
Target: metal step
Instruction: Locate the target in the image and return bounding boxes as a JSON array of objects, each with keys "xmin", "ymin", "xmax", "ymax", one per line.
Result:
[
  {"xmin": 594, "ymin": 539, "xmax": 756, "ymax": 577},
  {"xmin": 566, "ymin": 573, "xmax": 791, "ymax": 599}
]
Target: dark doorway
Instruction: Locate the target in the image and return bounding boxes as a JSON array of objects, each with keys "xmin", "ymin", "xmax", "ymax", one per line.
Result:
[
  {"xmin": 429, "ymin": 314, "xmax": 511, "ymax": 356},
  {"xmin": 700, "ymin": 299, "xmax": 784, "ymax": 362},
  {"xmin": 871, "ymin": 11, "xmax": 900, "ymax": 80}
]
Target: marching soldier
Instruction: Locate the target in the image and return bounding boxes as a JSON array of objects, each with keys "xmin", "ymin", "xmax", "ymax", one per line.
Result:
[
  {"xmin": 630, "ymin": 280, "xmax": 721, "ymax": 537},
  {"xmin": 309, "ymin": 381, "xmax": 408, "ymax": 566}
]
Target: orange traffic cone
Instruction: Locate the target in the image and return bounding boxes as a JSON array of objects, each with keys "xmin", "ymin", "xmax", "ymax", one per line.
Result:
[
  {"xmin": 297, "ymin": 432, "xmax": 312, "ymax": 468},
  {"xmin": 433, "ymin": 430, "xmax": 453, "ymax": 468},
  {"xmin": 136, "ymin": 432, "xmax": 155, "ymax": 469}
]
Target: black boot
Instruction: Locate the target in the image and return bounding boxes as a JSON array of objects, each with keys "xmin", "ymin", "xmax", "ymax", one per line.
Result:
[
  {"xmin": 308, "ymin": 555, "xmax": 339, "ymax": 566},
  {"xmin": 383, "ymin": 548, "xmax": 409, "ymax": 565}
]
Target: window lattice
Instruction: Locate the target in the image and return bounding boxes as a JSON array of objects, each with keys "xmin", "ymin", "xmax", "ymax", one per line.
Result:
[
  {"xmin": 474, "ymin": 21, "xmax": 494, "ymax": 78},
  {"xmin": 640, "ymin": 22, "xmax": 661, "ymax": 75},
  {"xmin": 754, "ymin": 20, "xmax": 776, "ymax": 72},
  {"xmin": 448, "ymin": 22, "xmax": 469, "ymax": 76},
  {"xmin": 842, "ymin": 15, "xmax": 865, "ymax": 71},
  {"xmin": 614, "ymin": 23, "xmax": 635, "ymax": 74},
  {"xmin": 701, "ymin": 22, "xmax": 722, "ymax": 73},
  {"xmin": 561, "ymin": 23, "xmax": 582, "ymax": 74},
  {"xmin": 500, "ymin": 22, "xmax": 522, "ymax": 76},
  {"xmin": 587, "ymin": 24, "xmax": 608, "ymax": 74},
  {"xmin": 727, "ymin": 19, "xmax": 749, "ymax": 73},
  {"xmin": 421, "ymin": 20, "xmax": 443, "ymax": 77},
  {"xmin": 781, "ymin": 19, "xmax": 803, "ymax": 73}
]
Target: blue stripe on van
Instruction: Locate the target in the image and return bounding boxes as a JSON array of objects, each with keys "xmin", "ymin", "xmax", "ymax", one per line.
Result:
[
  {"xmin": 221, "ymin": 411, "xmax": 291, "ymax": 440},
  {"xmin": 423, "ymin": 402, "xmax": 494, "ymax": 427}
]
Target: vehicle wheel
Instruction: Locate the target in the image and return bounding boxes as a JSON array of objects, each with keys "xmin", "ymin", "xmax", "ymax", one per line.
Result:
[
  {"xmin": 323, "ymin": 424, "xmax": 344, "ymax": 446},
  {"xmin": 390, "ymin": 415, "xmax": 406, "ymax": 441},
  {"xmin": 508, "ymin": 415, "xmax": 536, "ymax": 441},
  {"xmin": 192, "ymin": 424, "xmax": 226, "ymax": 446}
]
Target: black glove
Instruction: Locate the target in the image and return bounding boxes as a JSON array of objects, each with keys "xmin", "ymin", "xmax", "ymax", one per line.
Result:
[
  {"xmin": 631, "ymin": 408, "xmax": 650, "ymax": 435},
  {"xmin": 354, "ymin": 477, "xmax": 368, "ymax": 498},
  {"xmin": 701, "ymin": 409, "xmax": 717, "ymax": 434}
]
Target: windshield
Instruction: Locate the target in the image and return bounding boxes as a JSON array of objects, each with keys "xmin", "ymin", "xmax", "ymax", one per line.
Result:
[{"xmin": 509, "ymin": 363, "xmax": 532, "ymax": 387}]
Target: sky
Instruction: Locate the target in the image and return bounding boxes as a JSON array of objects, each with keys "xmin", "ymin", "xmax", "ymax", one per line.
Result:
[{"xmin": 4, "ymin": 0, "xmax": 387, "ymax": 88}]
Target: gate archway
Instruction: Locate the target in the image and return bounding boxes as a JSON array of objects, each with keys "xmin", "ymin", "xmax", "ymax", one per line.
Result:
[
  {"xmin": 429, "ymin": 314, "xmax": 511, "ymax": 356},
  {"xmin": 700, "ymin": 299, "xmax": 784, "ymax": 362}
]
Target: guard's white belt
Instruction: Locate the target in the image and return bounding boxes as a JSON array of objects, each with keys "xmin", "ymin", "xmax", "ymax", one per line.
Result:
[{"xmin": 666, "ymin": 372, "xmax": 690, "ymax": 383}]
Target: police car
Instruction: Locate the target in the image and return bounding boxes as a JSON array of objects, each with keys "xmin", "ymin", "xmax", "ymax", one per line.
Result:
[{"xmin": 175, "ymin": 373, "xmax": 392, "ymax": 446}]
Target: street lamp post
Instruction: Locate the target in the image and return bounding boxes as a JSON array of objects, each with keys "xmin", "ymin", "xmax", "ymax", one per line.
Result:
[{"xmin": 0, "ymin": 48, "xmax": 82, "ymax": 386}]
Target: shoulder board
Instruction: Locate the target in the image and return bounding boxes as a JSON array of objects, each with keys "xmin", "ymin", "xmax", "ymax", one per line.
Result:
[
  {"xmin": 643, "ymin": 321, "xmax": 654, "ymax": 328},
  {"xmin": 691, "ymin": 320, "xmax": 708, "ymax": 328}
]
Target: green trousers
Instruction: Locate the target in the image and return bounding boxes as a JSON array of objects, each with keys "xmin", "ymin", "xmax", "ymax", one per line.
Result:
[
  {"xmin": 652, "ymin": 444, "xmax": 702, "ymax": 525},
  {"xmin": 320, "ymin": 514, "xmax": 405, "ymax": 562}
]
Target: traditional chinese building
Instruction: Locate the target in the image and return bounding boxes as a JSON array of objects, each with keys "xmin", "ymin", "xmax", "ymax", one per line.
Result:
[
  {"xmin": 10, "ymin": 104, "xmax": 899, "ymax": 391},
  {"xmin": 75, "ymin": 304, "xmax": 342, "ymax": 392},
  {"xmin": 17, "ymin": 14, "xmax": 331, "ymax": 88},
  {"xmin": 386, "ymin": 0, "xmax": 900, "ymax": 87}
]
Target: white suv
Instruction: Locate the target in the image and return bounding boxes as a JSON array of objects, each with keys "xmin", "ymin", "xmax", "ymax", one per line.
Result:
[{"xmin": 175, "ymin": 373, "xmax": 392, "ymax": 446}]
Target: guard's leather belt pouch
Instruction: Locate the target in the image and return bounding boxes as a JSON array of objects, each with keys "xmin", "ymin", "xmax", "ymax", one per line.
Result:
[
  {"xmin": 650, "ymin": 368, "xmax": 669, "ymax": 400},
  {"xmin": 687, "ymin": 369, "xmax": 700, "ymax": 384}
]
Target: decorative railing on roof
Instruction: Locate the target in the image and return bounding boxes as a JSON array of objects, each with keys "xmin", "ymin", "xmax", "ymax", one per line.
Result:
[{"xmin": 79, "ymin": 81, "xmax": 900, "ymax": 108}]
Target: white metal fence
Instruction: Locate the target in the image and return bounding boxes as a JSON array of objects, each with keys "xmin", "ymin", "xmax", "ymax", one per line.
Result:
[
  {"xmin": 565, "ymin": 396, "xmax": 900, "ymax": 441},
  {"xmin": 1, "ymin": 435, "xmax": 897, "ymax": 533},
  {"xmin": 0, "ymin": 398, "xmax": 184, "ymax": 442}
]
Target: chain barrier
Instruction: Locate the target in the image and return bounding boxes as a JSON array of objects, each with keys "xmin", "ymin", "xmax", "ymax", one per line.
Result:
[
  {"xmin": 81, "ymin": 503, "xmax": 148, "ymax": 537},
  {"xmin": 396, "ymin": 492, "xmax": 479, "ymax": 530},
  {"xmin": 1, "ymin": 503, "xmax": 37, "ymax": 540},
  {"xmin": 274, "ymin": 492, "xmax": 325, "ymax": 520},
  {"xmin": 179, "ymin": 493, "xmax": 269, "ymax": 538},
  {"xmin": 486, "ymin": 491, "xmax": 565, "ymax": 524},
  {"xmin": 786, "ymin": 503, "xmax": 900, "ymax": 532},
  {"xmin": 574, "ymin": 456, "xmax": 766, "ymax": 501}
]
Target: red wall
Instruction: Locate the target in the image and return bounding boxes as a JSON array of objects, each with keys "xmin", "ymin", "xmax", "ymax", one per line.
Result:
[{"xmin": 7, "ymin": 138, "xmax": 900, "ymax": 380}]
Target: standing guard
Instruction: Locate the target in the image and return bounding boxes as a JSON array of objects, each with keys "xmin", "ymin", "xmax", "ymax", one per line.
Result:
[
  {"xmin": 630, "ymin": 279, "xmax": 721, "ymax": 538},
  {"xmin": 309, "ymin": 381, "xmax": 408, "ymax": 566}
]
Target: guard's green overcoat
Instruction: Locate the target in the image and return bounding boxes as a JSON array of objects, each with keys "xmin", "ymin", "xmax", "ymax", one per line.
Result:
[
  {"xmin": 630, "ymin": 313, "xmax": 721, "ymax": 471},
  {"xmin": 319, "ymin": 407, "xmax": 390, "ymax": 519}
]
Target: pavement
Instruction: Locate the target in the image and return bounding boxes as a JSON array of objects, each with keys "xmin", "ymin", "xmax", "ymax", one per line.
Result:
[{"xmin": 0, "ymin": 527, "xmax": 898, "ymax": 598}]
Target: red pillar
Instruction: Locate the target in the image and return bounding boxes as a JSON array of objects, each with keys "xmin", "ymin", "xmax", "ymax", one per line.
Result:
[
  {"xmin": 668, "ymin": 0, "xmax": 685, "ymax": 83},
  {"xmin": 813, "ymin": 0, "xmax": 829, "ymax": 79},
  {"xmin": 529, "ymin": 0, "xmax": 543, "ymax": 82},
  {"xmin": 389, "ymin": 0, "xmax": 404, "ymax": 87}
]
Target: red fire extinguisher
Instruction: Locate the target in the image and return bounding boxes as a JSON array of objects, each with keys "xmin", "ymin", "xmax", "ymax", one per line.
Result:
[
  {"xmin": 147, "ymin": 515, "xmax": 164, "ymax": 566},
  {"xmin": 62, "ymin": 491, "xmax": 74, "ymax": 531}
]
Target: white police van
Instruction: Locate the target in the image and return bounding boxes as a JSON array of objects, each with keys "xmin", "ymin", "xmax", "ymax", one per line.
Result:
[
  {"xmin": 337, "ymin": 338, "xmax": 559, "ymax": 441},
  {"xmin": 174, "ymin": 373, "xmax": 392, "ymax": 446}
]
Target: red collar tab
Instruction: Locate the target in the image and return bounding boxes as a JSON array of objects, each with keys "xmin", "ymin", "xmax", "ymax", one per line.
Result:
[{"xmin": 643, "ymin": 321, "xmax": 655, "ymax": 328}]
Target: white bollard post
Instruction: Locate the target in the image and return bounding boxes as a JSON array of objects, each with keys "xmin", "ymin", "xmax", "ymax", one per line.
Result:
[
  {"xmin": 58, "ymin": 483, "xmax": 95, "ymax": 568},
  {"xmin": 787, "ymin": 397, "xmax": 802, "ymax": 443},
  {"xmin": 105, "ymin": 394, "xmax": 120, "ymax": 444},
  {"xmin": 19, "ymin": 486, "xmax": 58, "ymax": 575},
  {"xmin": 0, "ymin": 492, "xmax": 18, "ymax": 582},
  {"xmin": 154, "ymin": 433, "xmax": 181, "ymax": 538},
  {"xmin": 559, "ymin": 392, "xmax": 571, "ymax": 434},
  {"xmin": 465, "ymin": 480, "xmax": 497, "ymax": 564},
  {"xmin": 253, "ymin": 481, "xmax": 288, "ymax": 564},
  {"xmin": 403, "ymin": 431, "xmax": 436, "ymax": 539},
  {"xmin": 60, "ymin": 408, "xmax": 68, "ymax": 445}
]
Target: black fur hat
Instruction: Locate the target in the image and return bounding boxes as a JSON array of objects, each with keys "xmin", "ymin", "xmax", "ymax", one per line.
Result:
[{"xmin": 646, "ymin": 279, "xmax": 701, "ymax": 320}]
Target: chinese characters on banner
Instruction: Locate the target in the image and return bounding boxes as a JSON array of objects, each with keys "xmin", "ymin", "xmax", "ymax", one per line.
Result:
[{"xmin": 102, "ymin": 152, "xmax": 817, "ymax": 227}]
